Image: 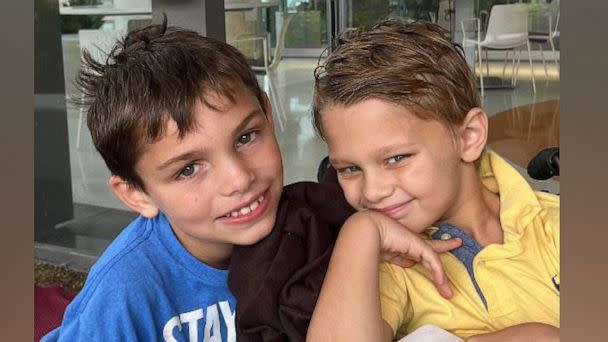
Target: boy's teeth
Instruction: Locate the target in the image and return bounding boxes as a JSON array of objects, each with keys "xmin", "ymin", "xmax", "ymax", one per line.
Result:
[{"xmin": 225, "ymin": 196, "xmax": 264, "ymax": 218}]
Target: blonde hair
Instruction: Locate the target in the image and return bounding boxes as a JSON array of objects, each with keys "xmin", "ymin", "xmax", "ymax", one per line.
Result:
[{"xmin": 313, "ymin": 19, "xmax": 480, "ymax": 139}]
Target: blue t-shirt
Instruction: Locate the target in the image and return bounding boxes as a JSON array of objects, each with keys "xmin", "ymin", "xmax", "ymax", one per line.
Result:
[{"xmin": 41, "ymin": 212, "xmax": 237, "ymax": 342}]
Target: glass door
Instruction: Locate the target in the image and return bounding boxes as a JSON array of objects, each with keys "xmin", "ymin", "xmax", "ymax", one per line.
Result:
[
  {"xmin": 326, "ymin": 0, "xmax": 455, "ymax": 52},
  {"xmin": 282, "ymin": 0, "xmax": 329, "ymax": 57}
]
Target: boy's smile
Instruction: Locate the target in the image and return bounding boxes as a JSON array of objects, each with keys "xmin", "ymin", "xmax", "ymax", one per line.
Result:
[
  {"xmin": 123, "ymin": 86, "xmax": 283, "ymax": 267},
  {"xmin": 322, "ymin": 98, "xmax": 467, "ymax": 233},
  {"xmin": 216, "ymin": 188, "xmax": 270, "ymax": 224},
  {"xmin": 372, "ymin": 198, "xmax": 415, "ymax": 219}
]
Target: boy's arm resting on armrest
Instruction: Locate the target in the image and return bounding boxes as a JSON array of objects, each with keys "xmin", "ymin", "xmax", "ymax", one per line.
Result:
[
  {"xmin": 307, "ymin": 211, "xmax": 457, "ymax": 342},
  {"xmin": 465, "ymin": 323, "xmax": 559, "ymax": 342}
]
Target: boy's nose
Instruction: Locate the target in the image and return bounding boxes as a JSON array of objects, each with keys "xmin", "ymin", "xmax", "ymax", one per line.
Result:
[
  {"xmin": 220, "ymin": 156, "xmax": 255, "ymax": 196},
  {"xmin": 361, "ymin": 171, "xmax": 393, "ymax": 205}
]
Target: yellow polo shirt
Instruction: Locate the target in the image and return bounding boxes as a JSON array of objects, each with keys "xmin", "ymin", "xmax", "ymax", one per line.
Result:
[{"xmin": 380, "ymin": 150, "xmax": 560, "ymax": 340}]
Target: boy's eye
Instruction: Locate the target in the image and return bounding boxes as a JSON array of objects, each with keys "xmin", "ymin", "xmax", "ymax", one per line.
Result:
[
  {"xmin": 386, "ymin": 154, "xmax": 410, "ymax": 164},
  {"xmin": 236, "ymin": 131, "xmax": 258, "ymax": 148},
  {"xmin": 177, "ymin": 163, "xmax": 200, "ymax": 179},
  {"xmin": 336, "ymin": 165, "xmax": 360, "ymax": 174}
]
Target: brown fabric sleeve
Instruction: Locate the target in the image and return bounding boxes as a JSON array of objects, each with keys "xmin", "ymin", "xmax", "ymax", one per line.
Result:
[{"xmin": 228, "ymin": 182, "xmax": 355, "ymax": 342}]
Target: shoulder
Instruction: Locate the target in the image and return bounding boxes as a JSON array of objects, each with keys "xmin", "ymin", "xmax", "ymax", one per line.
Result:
[
  {"xmin": 52, "ymin": 224, "xmax": 171, "ymax": 341},
  {"xmin": 282, "ymin": 181, "xmax": 345, "ymax": 203},
  {"xmin": 535, "ymin": 190, "xmax": 560, "ymax": 246},
  {"xmin": 53, "ymin": 270, "xmax": 160, "ymax": 341},
  {"xmin": 67, "ymin": 216, "xmax": 166, "ymax": 316},
  {"xmin": 535, "ymin": 191, "xmax": 560, "ymax": 231},
  {"xmin": 536, "ymin": 191, "xmax": 560, "ymax": 216},
  {"xmin": 281, "ymin": 181, "xmax": 356, "ymax": 227},
  {"xmin": 49, "ymin": 216, "xmax": 233, "ymax": 341},
  {"xmin": 379, "ymin": 262, "xmax": 410, "ymax": 293}
]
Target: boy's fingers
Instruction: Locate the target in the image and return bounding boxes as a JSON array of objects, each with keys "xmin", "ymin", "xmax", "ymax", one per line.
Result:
[
  {"xmin": 421, "ymin": 250, "xmax": 453, "ymax": 299},
  {"xmin": 424, "ymin": 238, "xmax": 462, "ymax": 253},
  {"xmin": 384, "ymin": 254, "xmax": 417, "ymax": 268}
]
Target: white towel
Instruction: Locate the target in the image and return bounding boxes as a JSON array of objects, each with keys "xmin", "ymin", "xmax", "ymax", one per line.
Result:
[{"xmin": 397, "ymin": 324, "xmax": 464, "ymax": 342}]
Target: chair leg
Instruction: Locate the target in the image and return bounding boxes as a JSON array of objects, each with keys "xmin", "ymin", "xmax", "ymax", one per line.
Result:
[
  {"xmin": 75, "ymin": 145, "xmax": 89, "ymax": 193},
  {"xmin": 76, "ymin": 108, "xmax": 83, "ymax": 149},
  {"xmin": 539, "ymin": 42, "xmax": 548, "ymax": 78},
  {"xmin": 484, "ymin": 48, "xmax": 489, "ymax": 77},
  {"xmin": 549, "ymin": 37, "xmax": 559, "ymax": 76},
  {"xmin": 262, "ymin": 37, "xmax": 270, "ymax": 74},
  {"xmin": 478, "ymin": 47, "xmax": 485, "ymax": 97},
  {"xmin": 514, "ymin": 49, "xmax": 521, "ymax": 87},
  {"xmin": 266, "ymin": 74, "xmax": 286, "ymax": 132},
  {"xmin": 267, "ymin": 13, "xmax": 294, "ymax": 72},
  {"xmin": 527, "ymin": 40, "xmax": 537, "ymax": 94},
  {"xmin": 511, "ymin": 49, "xmax": 517, "ymax": 86},
  {"xmin": 502, "ymin": 50, "xmax": 509, "ymax": 79},
  {"xmin": 265, "ymin": 31, "xmax": 272, "ymax": 65},
  {"xmin": 76, "ymin": 92, "xmax": 86, "ymax": 149}
]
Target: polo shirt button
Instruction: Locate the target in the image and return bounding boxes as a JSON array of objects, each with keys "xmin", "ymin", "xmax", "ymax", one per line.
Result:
[{"xmin": 440, "ymin": 233, "xmax": 452, "ymax": 240}]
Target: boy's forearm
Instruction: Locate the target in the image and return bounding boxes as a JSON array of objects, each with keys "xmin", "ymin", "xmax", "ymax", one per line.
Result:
[{"xmin": 307, "ymin": 213, "xmax": 392, "ymax": 342}]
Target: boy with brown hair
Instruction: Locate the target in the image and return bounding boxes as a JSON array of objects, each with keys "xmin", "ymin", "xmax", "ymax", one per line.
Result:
[
  {"xmin": 40, "ymin": 16, "xmax": 382, "ymax": 341},
  {"xmin": 41, "ymin": 17, "xmax": 283, "ymax": 341},
  {"xmin": 307, "ymin": 19, "xmax": 560, "ymax": 341}
]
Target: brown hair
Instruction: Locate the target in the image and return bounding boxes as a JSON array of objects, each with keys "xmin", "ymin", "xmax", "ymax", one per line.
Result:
[
  {"xmin": 312, "ymin": 19, "xmax": 480, "ymax": 139},
  {"xmin": 76, "ymin": 16, "xmax": 264, "ymax": 190}
]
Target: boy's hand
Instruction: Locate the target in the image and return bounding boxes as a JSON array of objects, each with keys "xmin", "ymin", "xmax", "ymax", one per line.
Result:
[
  {"xmin": 363, "ymin": 210, "xmax": 461, "ymax": 299},
  {"xmin": 465, "ymin": 323, "xmax": 559, "ymax": 342},
  {"xmin": 308, "ymin": 210, "xmax": 459, "ymax": 341},
  {"xmin": 382, "ymin": 238, "xmax": 462, "ymax": 269}
]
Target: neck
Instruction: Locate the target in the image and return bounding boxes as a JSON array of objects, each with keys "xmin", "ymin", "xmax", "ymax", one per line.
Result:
[
  {"xmin": 193, "ymin": 247, "xmax": 232, "ymax": 269},
  {"xmin": 172, "ymin": 228, "xmax": 233, "ymax": 269},
  {"xmin": 438, "ymin": 165, "xmax": 502, "ymax": 247}
]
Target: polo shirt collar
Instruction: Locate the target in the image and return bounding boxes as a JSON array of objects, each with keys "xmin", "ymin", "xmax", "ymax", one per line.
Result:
[{"xmin": 479, "ymin": 149, "xmax": 542, "ymax": 240}]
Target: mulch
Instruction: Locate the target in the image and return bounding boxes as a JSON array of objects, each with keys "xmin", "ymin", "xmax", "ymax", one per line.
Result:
[
  {"xmin": 34, "ymin": 261, "xmax": 88, "ymax": 341},
  {"xmin": 34, "ymin": 261, "xmax": 87, "ymax": 292}
]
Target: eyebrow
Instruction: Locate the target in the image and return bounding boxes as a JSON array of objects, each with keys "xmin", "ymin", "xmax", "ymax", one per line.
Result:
[
  {"xmin": 231, "ymin": 109, "xmax": 264, "ymax": 137},
  {"xmin": 376, "ymin": 143, "xmax": 416, "ymax": 156},
  {"xmin": 156, "ymin": 151, "xmax": 203, "ymax": 172},
  {"xmin": 328, "ymin": 157, "xmax": 345, "ymax": 166},
  {"xmin": 155, "ymin": 109, "xmax": 264, "ymax": 172}
]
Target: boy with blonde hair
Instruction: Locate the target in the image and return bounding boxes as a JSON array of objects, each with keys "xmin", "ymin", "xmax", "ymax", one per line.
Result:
[{"xmin": 308, "ymin": 19, "xmax": 559, "ymax": 341}]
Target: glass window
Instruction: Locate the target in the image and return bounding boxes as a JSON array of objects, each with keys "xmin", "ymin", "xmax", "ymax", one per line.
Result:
[{"xmin": 35, "ymin": 0, "xmax": 152, "ymax": 270}]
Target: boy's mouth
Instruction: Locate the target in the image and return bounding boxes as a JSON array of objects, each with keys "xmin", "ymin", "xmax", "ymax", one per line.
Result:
[
  {"xmin": 223, "ymin": 195, "xmax": 265, "ymax": 218},
  {"xmin": 372, "ymin": 199, "xmax": 414, "ymax": 219},
  {"xmin": 217, "ymin": 189, "xmax": 271, "ymax": 224}
]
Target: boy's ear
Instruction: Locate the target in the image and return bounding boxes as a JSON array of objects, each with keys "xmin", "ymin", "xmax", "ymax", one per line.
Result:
[
  {"xmin": 261, "ymin": 92, "xmax": 274, "ymax": 131},
  {"xmin": 109, "ymin": 175, "xmax": 159, "ymax": 218},
  {"xmin": 459, "ymin": 107, "xmax": 488, "ymax": 163}
]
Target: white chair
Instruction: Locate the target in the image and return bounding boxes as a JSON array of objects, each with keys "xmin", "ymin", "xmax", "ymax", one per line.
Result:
[
  {"xmin": 233, "ymin": 12, "xmax": 294, "ymax": 74},
  {"xmin": 76, "ymin": 29, "xmax": 124, "ymax": 149},
  {"xmin": 233, "ymin": 13, "xmax": 294, "ymax": 131},
  {"xmin": 461, "ymin": 4, "xmax": 536, "ymax": 97},
  {"xmin": 529, "ymin": 0, "xmax": 560, "ymax": 77}
]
